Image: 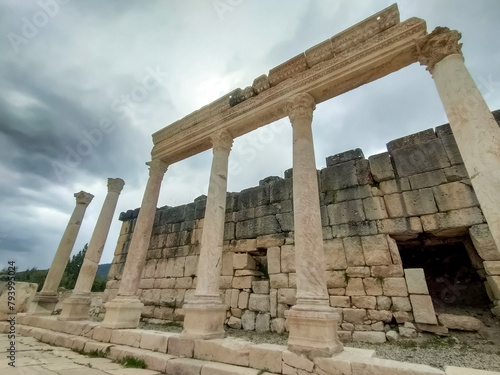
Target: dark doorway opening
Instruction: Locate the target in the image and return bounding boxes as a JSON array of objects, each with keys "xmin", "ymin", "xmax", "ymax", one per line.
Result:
[{"xmin": 397, "ymin": 234, "xmax": 490, "ymax": 311}]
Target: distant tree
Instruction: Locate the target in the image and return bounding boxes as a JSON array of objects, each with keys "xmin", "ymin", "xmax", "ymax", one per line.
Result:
[
  {"xmin": 15, "ymin": 267, "xmax": 48, "ymax": 291},
  {"xmin": 60, "ymin": 244, "xmax": 88, "ymax": 290}
]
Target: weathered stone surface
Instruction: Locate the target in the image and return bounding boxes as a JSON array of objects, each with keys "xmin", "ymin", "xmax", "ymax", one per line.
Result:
[
  {"xmin": 377, "ymin": 296, "xmax": 392, "ymax": 310},
  {"xmin": 326, "ymin": 149, "xmax": 365, "ymax": 167},
  {"xmin": 405, "ymin": 268, "xmax": 430, "ymax": 295},
  {"xmin": 347, "ymin": 267, "xmax": 371, "ymax": 278},
  {"xmin": 363, "ymin": 278, "xmax": 383, "ymax": 296},
  {"xmin": 280, "ymin": 245, "xmax": 296, "ymax": 273},
  {"xmin": 363, "ymin": 196, "xmax": 389, "ymax": 220},
  {"xmin": 233, "ymin": 253, "xmax": 256, "ymax": 270},
  {"xmin": 232, "ymin": 276, "xmax": 255, "ymax": 289},
  {"xmin": 270, "ymin": 273, "xmax": 289, "ymax": 289},
  {"xmin": 392, "ymin": 296, "xmax": 412, "ymax": 312},
  {"xmin": 324, "ymin": 238, "xmax": 347, "ymax": 270},
  {"xmin": 469, "ymin": 224, "xmax": 500, "ymax": 261},
  {"xmin": 361, "ymin": 234, "xmax": 392, "ymax": 266},
  {"xmin": 271, "ymin": 317, "xmax": 286, "ymax": 333},
  {"xmin": 249, "ymin": 343, "xmax": 283, "ymax": 373},
  {"xmin": 352, "ymin": 296, "xmax": 376, "ymax": 309},
  {"xmin": 390, "ymin": 138, "xmax": 451, "ymax": 177},
  {"xmin": 445, "ymin": 366, "xmax": 500, "ymax": 375},
  {"xmin": 0, "ymin": 282, "xmax": 37, "ymax": 319},
  {"xmin": 343, "ymin": 308, "xmax": 367, "ymax": 324},
  {"xmin": 255, "ymin": 313, "xmax": 270, "ymax": 332},
  {"xmin": 409, "ymin": 169, "xmax": 447, "ymax": 190},
  {"xmin": 328, "ymin": 199, "xmax": 366, "ymax": 224},
  {"xmin": 278, "ymin": 288, "xmax": 296, "ymax": 305},
  {"xmin": 371, "ymin": 265, "xmax": 404, "ymax": 278},
  {"xmin": 432, "ymin": 181, "xmax": 478, "ymax": 211},
  {"xmin": 368, "ymin": 309, "xmax": 393, "ymax": 323},
  {"xmin": 252, "ymin": 281, "xmax": 270, "ymax": 294},
  {"xmin": 410, "ymin": 295, "xmax": 438, "ymax": 325},
  {"xmin": 227, "ymin": 316, "xmax": 242, "ymax": 329},
  {"xmin": 346, "ymin": 278, "xmax": 365, "ymax": 296},
  {"xmin": 282, "ymin": 350, "xmax": 314, "ymax": 372},
  {"xmin": 484, "ymin": 261, "xmax": 500, "ymax": 276},
  {"xmin": 369, "ymin": 152, "xmax": 395, "ymax": 182},
  {"xmin": 330, "ymin": 296, "xmax": 351, "ymax": 308},
  {"xmin": 376, "ymin": 217, "xmax": 423, "ymax": 235},
  {"xmin": 343, "ymin": 237, "xmax": 366, "ymax": 266},
  {"xmin": 438, "ymin": 314, "xmax": 483, "ymax": 331},
  {"xmin": 248, "ymin": 294, "xmax": 270, "ymax": 313},
  {"xmin": 386, "ymin": 330, "xmax": 400, "ymax": 342},
  {"xmin": 241, "ymin": 310, "xmax": 256, "ymax": 331},
  {"xmin": 382, "ymin": 278, "xmax": 408, "ymax": 297},
  {"xmin": 194, "ymin": 338, "xmax": 252, "ymax": 367},
  {"xmin": 267, "ymin": 246, "xmax": 281, "ymax": 274}
]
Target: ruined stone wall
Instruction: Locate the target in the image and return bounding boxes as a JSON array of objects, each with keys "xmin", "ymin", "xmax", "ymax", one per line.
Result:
[{"xmin": 104, "ymin": 113, "xmax": 500, "ymax": 341}]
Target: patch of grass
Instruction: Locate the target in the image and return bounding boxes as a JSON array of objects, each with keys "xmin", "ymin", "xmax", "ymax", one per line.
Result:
[
  {"xmin": 257, "ymin": 369, "xmax": 270, "ymax": 375},
  {"xmin": 394, "ymin": 340, "xmax": 418, "ymax": 349},
  {"xmin": 119, "ymin": 356, "xmax": 147, "ymax": 369},
  {"xmin": 419, "ymin": 336, "xmax": 456, "ymax": 349},
  {"xmin": 77, "ymin": 348, "xmax": 109, "ymax": 358}
]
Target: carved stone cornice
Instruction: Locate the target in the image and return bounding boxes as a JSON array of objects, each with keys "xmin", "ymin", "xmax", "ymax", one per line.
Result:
[
  {"xmin": 75, "ymin": 191, "xmax": 94, "ymax": 206},
  {"xmin": 285, "ymin": 93, "xmax": 316, "ymax": 123},
  {"xmin": 107, "ymin": 178, "xmax": 125, "ymax": 194},
  {"xmin": 211, "ymin": 130, "xmax": 233, "ymax": 152},
  {"xmin": 146, "ymin": 159, "xmax": 168, "ymax": 178},
  {"xmin": 417, "ymin": 27, "xmax": 463, "ymax": 74}
]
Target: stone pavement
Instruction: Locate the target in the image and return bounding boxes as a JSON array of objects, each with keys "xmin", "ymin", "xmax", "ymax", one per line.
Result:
[{"xmin": 0, "ymin": 333, "xmax": 161, "ymax": 375}]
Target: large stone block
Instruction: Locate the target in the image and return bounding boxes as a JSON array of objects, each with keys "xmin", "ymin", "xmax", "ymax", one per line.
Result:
[
  {"xmin": 233, "ymin": 253, "xmax": 256, "ymax": 270},
  {"xmin": 257, "ymin": 215, "xmax": 281, "ymax": 236},
  {"xmin": 237, "ymin": 185, "xmax": 270, "ymax": 210},
  {"xmin": 469, "ymin": 224, "xmax": 500, "ymax": 261},
  {"xmin": 352, "ymin": 296, "xmax": 376, "ymax": 309},
  {"xmin": 376, "ymin": 217, "xmax": 423, "ymax": 235},
  {"xmin": 327, "ymin": 271, "xmax": 348, "ymax": 289},
  {"xmin": 484, "ymin": 261, "xmax": 500, "ymax": 276},
  {"xmin": 404, "ymin": 268, "xmax": 429, "ymax": 294},
  {"xmin": 390, "ymin": 138, "xmax": 451, "ymax": 177},
  {"xmin": 437, "ymin": 314, "xmax": 483, "ymax": 331},
  {"xmin": 278, "ymin": 288, "xmax": 296, "ymax": 305},
  {"xmin": 194, "ymin": 338, "xmax": 252, "ymax": 367},
  {"xmin": 270, "ymin": 273, "xmax": 289, "ymax": 288},
  {"xmin": 421, "ymin": 207, "xmax": 485, "ymax": 233},
  {"xmin": 269, "ymin": 178, "xmax": 293, "ymax": 203},
  {"xmin": 267, "ymin": 246, "xmax": 281, "ymax": 274},
  {"xmin": 439, "ymin": 133, "xmax": 464, "ymax": 165},
  {"xmin": 352, "ymin": 331, "xmax": 386, "ymax": 343},
  {"xmin": 432, "ymin": 182, "xmax": 479, "ymax": 211},
  {"xmin": 382, "ymin": 278, "xmax": 408, "ymax": 297},
  {"xmin": 486, "ymin": 276, "xmax": 500, "ymax": 300},
  {"xmin": 402, "ymin": 189, "xmax": 438, "ymax": 216},
  {"xmin": 368, "ymin": 152, "xmax": 395, "ymax": 182},
  {"xmin": 343, "ymin": 237, "xmax": 366, "ymax": 266},
  {"xmin": 235, "ymin": 219, "xmax": 258, "ymax": 239},
  {"xmin": 248, "ymin": 294, "xmax": 270, "ymax": 313},
  {"xmin": 363, "ymin": 196, "xmax": 388, "ymax": 220},
  {"xmin": 280, "ymin": 245, "xmax": 296, "ymax": 273},
  {"xmin": 326, "ymin": 149, "xmax": 365, "ymax": 166},
  {"xmin": 330, "ymin": 296, "xmax": 351, "ymax": 308},
  {"xmin": 392, "ymin": 297, "xmax": 412, "ymax": 312},
  {"xmin": 324, "ymin": 239, "xmax": 347, "ymax": 270},
  {"xmin": 346, "ymin": 278, "xmax": 365, "ymax": 296},
  {"xmin": 320, "ymin": 161, "xmax": 358, "ymax": 192},
  {"xmin": 328, "ymin": 200, "xmax": 366, "ymax": 224},
  {"xmin": 332, "ymin": 221, "xmax": 378, "ymax": 238},
  {"xmin": 361, "ymin": 234, "xmax": 392, "ymax": 266},
  {"xmin": 363, "ymin": 278, "xmax": 383, "ymax": 296},
  {"xmin": 165, "ymin": 358, "xmax": 205, "ymax": 375},
  {"xmin": 409, "ymin": 169, "xmax": 448, "ymax": 190},
  {"xmin": 276, "ymin": 212, "xmax": 294, "ymax": 232},
  {"xmin": 410, "ymin": 295, "xmax": 438, "ymax": 325},
  {"xmin": 346, "ymin": 267, "xmax": 370, "ymax": 278},
  {"xmin": 232, "ymin": 276, "xmax": 255, "ymax": 289},
  {"xmin": 249, "ymin": 343, "xmax": 283, "ymax": 373},
  {"xmin": 343, "ymin": 308, "xmax": 367, "ymax": 324},
  {"xmin": 241, "ymin": 310, "xmax": 256, "ymax": 331},
  {"xmin": 255, "ymin": 313, "xmax": 271, "ymax": 332}
]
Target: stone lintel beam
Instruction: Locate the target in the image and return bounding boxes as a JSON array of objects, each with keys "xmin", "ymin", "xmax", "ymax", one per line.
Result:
[{"xmin": 151, "ymin": 17, "xmax": 426, "ymax": 165}]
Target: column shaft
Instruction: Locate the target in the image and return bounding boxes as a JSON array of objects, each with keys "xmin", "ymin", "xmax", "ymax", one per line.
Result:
[
  {"xmin": 418, "ymin": 27, "xmax": 500, "ymax": 252},
  {"xmin": 100, "ymin": 160, "xmax": 167, "ymax": 329},
  {"xmin": 34, "ymin": 191, "xmax": 93, "ymax": 314},
  {"xmin": 59, "ymin": 178, "xmax": 125, "ymax": 321},
  {"xmin": 182, "ymin": 130, "xmax": 233, "ymax": 340},
  {"xmin": 284, "ymin": 92, "xmax": 342, "ymax": 358}
]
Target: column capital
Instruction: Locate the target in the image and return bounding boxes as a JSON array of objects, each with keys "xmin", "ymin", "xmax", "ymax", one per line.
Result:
[
  {"xmin": 285, "ymin": 93, "xmax": 316, "ymax": 123},
  {"xmin": 417, "ymin": 27, "xmax": 463, "ymax": 74},
  {"xmin": 74, "ymin": 191, "xmax": 94, "ymax": 206},
  {"xmin": 146, "ymin": 159, "xmax": 168, "ymax": 178},
  {"xmin": 211, "ymin": 130, "xmax": 233, "ymax": 152},
  {"xmin": 107, "ymin": 178, "xmax": 125, "ymax": 194}
]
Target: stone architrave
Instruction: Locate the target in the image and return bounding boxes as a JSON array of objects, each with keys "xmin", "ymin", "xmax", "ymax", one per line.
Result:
[
  {"xmin": 33, "ymin": 191, "xmax": 94, "ymax": 314},
  {"xmin": 182, "ymin": 130, "xmax": 233, "ymax": 340},
  {"xmin": 418, "ymin": 27, "xmax": 500, "ymax": 254},
  {"xmin": 284, "ymin": 93, "xmax": 343, "ymax": 358},
  {"xmin": 59, "ymin": 178, "xmax": 125, "ymax": 321},
  {"xmin": 100, "ymin": 160, "xmax": 168, "ymax": 329}
]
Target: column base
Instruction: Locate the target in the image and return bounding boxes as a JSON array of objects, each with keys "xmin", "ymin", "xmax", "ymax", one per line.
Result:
[
  {"xmin": 31, "ymin": 293, "xmax": 59, "ymax": 315},
  {"xmin": 285, "ymin": 304, "xmax": 343, "ymax": 359},
  {"xmin": 100, "ymin": 296, "xmax": 144, "ymax": 329},
  {"xmin": 58, "ymin": 294, "xmax": 91, "ymax": 321},
  {"xmin": 181, "ymin": 300, "xmax": 226, "ymax": 340}
]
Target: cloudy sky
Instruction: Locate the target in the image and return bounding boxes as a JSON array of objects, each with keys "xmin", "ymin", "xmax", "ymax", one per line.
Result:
[{"xmin": 1, "ymin": 0, "xmax": 499, "ymax": 272}]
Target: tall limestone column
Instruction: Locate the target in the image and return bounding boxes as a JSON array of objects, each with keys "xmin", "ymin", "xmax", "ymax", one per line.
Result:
[
  {"xmin": 101, "ymin": 160, "xmax": 168, "ymax": 329},
  {"xmin": 418, "ymin": 28, "xmax": 500, "ymax": 255},
  {"xmin": 182, "ymin": 130, "xmax": 233, "ymax": 339},
  {"xmin": 59, "ymin": 178, "xmax": 125, "ymax": 321},
  {"xmin": 284, "ymin": 93, "xmax": 343, "ymax": 358},
  {"xmin": 34, "ymin": 191, "xmax": 94, "ymax": 314}
]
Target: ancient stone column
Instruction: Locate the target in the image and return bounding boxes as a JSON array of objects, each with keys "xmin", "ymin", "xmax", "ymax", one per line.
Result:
[
  {"xmin": 101, "ymin": 160, "xmax": 168, "ymax": 329},
  {"xmin": 182, "ymin": 130, "xmax": 233, "ymax": 340},
  {"xmin": 418, "ymin": 28, "xmax": 500, "ymax": 254},
  {"xmin": 284, "ymin": 93, "xmax": 343, "ymax": 358},
  {"xmin": 59, "ymin": 178, "xmax": 125, "ymax": 321},
  {"xmin": 34, "ymin": 191, "xmax": 94, "ymax": 314}
]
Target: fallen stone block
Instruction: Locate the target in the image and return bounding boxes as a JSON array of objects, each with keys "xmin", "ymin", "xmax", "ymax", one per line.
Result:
[
  {"xmin": 352, "ymin": 331, "xmax": 386, "ymax": 343},
  {"xmin": 437, "ymin": 314, "xmax": 483, "ymax": 332}
]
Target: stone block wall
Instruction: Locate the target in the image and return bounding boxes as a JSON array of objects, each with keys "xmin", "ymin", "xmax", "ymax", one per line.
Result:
[{"xmin": 105, "ymin": 113, "xmax": 500, "ymax": 340}]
